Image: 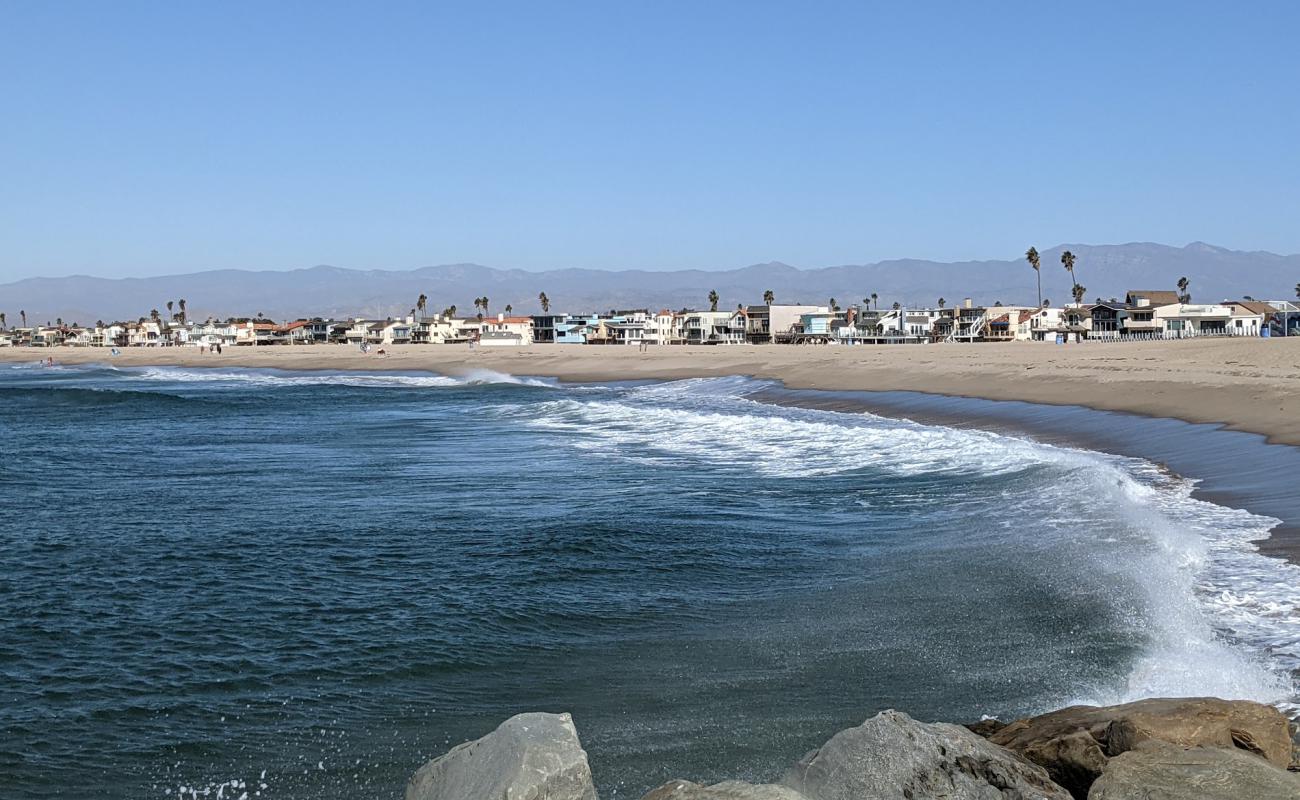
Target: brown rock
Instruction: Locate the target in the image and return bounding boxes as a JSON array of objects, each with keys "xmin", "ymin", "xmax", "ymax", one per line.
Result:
[
  {"xmin": 1088, "ymin": 741, "xmax": 1300, "ymax": 800},
  {"xmin": 990, "ymin": 697, "xmax": 1293, "ymax": 798}
]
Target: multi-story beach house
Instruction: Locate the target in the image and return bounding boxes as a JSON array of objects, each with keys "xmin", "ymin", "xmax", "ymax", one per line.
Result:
[
  {"xmin": 479, "ymin": 314, "xmax": 534, "ymax": 344},
  {"xmin": 682, "ymin": 310, "xmax": 746, "ymax": 344},
  {"xmin": 280, "ymin": 319, "xmax": 332, "ymax": 344}
]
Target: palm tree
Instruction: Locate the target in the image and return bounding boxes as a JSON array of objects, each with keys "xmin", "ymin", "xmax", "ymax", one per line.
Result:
[
  {"xmin": 871, "ymin": 292, "xmax": 878, "ymax": 310},
  {"xmin": 892, "ymin": 301, "xmax": 901, "ymax": 310},
  {"xmin": 481, "ymin": 296, "xmax": 489, "ymax": 316},
  {"xmin": 1294, "ymin": 283, "xmax": 1300, "ymax": 300},
  {"xmin": 505, "ymin": 304, "xmax": 513, "ymax": 315},
  {"xmin": 1043, "ymin": 298, "xmax": 1051, "ymax": 308},
  {"xmin": 1061, "ymin": 250, "xmax": 1080, "ymax": 304},
  {"xmin": 166, "ymin": 300, "xmax": 174, "ymax": 320},
  {"xmin": 829, "ymin": 297, "xmax": 838, "ymax": 311},
  {"xmin": 150, "ymin": 308, "xmax": 161, "ymax": 324},
  {"xmin": 0, "ymin": 312, "xmax": 5, "ymax": 330},
  {"xmin": 178, "ymin": 298, "xmax": 187, "ymax": 324},
  {"xmin": 448, "ymin": 304, "xmax": 457, "ymax": 318},
  {"xmin": 1025, "ymin": 246, "xmax": 1042, "ymax": 310},
  {"xmin": 20, "ymin": 309, "xmax": 26, "ymax": 328},
  {"xmin": 708, "ymin": 290, "xmax": 719, "ymax": 311},
  {"xmin": 763, "ymin": 289, "xmax": 774, "ymax": 306},
  {"xmin": 937, "ymin": 297, "xmax": 946, "ymax": 309},
  {"xmin": 539, "ymin": 292, "xmax": 550, "ymax": 313},
  {"xmin": 417, "ymin": 294, "xmax": 428, "ymax": 318},
  {"xmin": 1177, "ymin": 276, "xmax": 1191, "ymax": 304}
]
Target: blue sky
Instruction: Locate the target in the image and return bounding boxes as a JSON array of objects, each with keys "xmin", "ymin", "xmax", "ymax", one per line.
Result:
[{"xmin": 2, "ymin": 1, "xmax": 1298, "ymax": 282}]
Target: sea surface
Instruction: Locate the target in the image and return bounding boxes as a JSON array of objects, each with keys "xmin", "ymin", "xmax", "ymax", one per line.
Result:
[{"xmin": 1, "ymin": 363, "xmax": 1297, "ymax": 799}]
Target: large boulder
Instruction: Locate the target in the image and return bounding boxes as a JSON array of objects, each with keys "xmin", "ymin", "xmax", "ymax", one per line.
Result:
[
  {"xmin": 405, "ymin": 712, "xmax": 597, "ymax": 800},
  {"xmin": 989, "ymin": 697, "xmax": 1294, "ymax": 798},
  {"xmin": 642, "ymin": 780, "xmax": 807, "ymax": 799},
  {"xmin": 1088, "ymin": 741, "xmax": 1300, "ymax": 800},
  {"xmin": 780, "ymin": 709, "xmax": 1072, "ymax": 799}
]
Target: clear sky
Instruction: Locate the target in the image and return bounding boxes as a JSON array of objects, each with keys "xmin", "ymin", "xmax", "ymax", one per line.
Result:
[{"xmin": 3, "ymin": 1, "xmax": 1298, "ymax": 282}]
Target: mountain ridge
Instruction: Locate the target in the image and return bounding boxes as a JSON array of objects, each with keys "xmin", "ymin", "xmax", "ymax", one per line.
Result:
[{"xmin": 2, "ymin": 242, "xmax": 1297, "ymax": 324}]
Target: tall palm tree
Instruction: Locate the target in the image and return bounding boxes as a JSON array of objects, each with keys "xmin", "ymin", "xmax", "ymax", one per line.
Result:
[
  {"xmin": 763, "ymin": 289, "xmax": 774, "ymax": 305},
  {"xmin": 871, "ymin": 292, "xmax": 878, "ymax": 310},
  {"xmin": 937, "ymin": 297, "xmax": 946, "ymax": 308},
  {"xmin": 481, "ymin": 296, "xmax": 490, "ymax": 315},
  {"xmin": 417, "ymin": 293, "xmax": 428, "ymax": 318},
  {"xmin": 1060, "ymin": 250, "xmax": 1079, "ymax": 304},
  {"xmin": 1177, "ymin": 276, "xmax": 1191, "ymax": 304},
  {"xmin": 166, "ymin": 300, "xmax": 174, "ymax": 320},
  {"xmin": 1025, "ymin": 246, "xmax": 1042, "ymax": 310},
  {"xmin": 0, "ymin": 312, "xmax": 6, "ymax": 330},
  {"xmin": 20, "ymin": 310, "xmax": 26, "ymax": 328},
  {"xmin": 538, "ymin": 292, "xmax": 550, "ymax": 313},
  {"xmin": 178, "ymin": 298, "xmax": 187, "ymax": 324},
  {"xmin": 708, "ymin": 290, "xmax": 719, "ymax": 311}
]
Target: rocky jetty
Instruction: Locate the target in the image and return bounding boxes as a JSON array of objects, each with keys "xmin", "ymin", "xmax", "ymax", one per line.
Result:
[{"xmin": 405, "ymin": 698, "xmax": 1300, "ymax": 800}]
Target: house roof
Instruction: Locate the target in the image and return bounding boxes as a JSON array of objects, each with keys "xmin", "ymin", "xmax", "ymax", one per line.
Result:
[
  {"xmin": 1126, "ymin": 290, "xmax": 1180, "ymax": 306},
  {"xmin": 1226, "ymin": 300, "xmax": 1277, "ymax": 315}
]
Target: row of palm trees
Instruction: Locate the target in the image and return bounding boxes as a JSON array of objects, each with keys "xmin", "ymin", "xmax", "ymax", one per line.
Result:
[{"xmin": 1024, "ymin": 247, "xmax": 1087, "ymax": 307}]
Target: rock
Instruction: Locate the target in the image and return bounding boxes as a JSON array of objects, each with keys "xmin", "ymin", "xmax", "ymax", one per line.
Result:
[
  {"xmin": 780, "ymin": 709, "xmax": 1072, "ymax": 799},
  {"xmin": 642, "ymin": 779, "xmax": 807, "ymax": 799},
  {"xmin": 1088, "ymin": 741, "xmax": 1300, "ymax": 800},
  {"xmin": 990, "ymin": 697, "xmax": 1294, "ymax": 797},
  {"xmin": 966, "ymin": 719, "xmax": 1009, "ymax": 738},
  {"xmin": 405, "ymin": 712, "xmax": 597, "ymax": 800}
]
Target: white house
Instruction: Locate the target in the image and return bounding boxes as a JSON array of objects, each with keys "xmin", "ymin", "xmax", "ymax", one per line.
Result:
[
  {"xmin": 1154, "ymin": 303, "xmax": 1234, "ymax": 338},
  {"xmin": 479, "ymin": 314, "xmax": 534, "ymax": 344}
]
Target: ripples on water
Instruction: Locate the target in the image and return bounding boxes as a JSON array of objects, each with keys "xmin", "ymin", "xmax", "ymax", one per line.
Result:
[{"xmin": 1, "ymin": 364, "xmax": 1296, "ymax": 798}]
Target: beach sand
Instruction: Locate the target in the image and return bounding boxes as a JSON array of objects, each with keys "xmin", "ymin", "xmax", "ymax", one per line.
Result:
[{"xmin": 6, "ymin": 337, "xmax": 1299, "ymax": 446}]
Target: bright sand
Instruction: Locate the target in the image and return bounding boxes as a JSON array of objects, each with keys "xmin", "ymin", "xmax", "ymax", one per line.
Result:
[{"xmin": 5, "ymin": 336, "xmax": 1300, "ymax": 446}]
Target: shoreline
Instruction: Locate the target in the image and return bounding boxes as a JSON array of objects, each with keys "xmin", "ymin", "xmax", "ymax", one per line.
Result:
[
  {"xmin": 4, "ymin": 337, "xmax": 1298, "ymax": 445},
  {"xmin": 8, "ymin": 341, "xmax": 1300, "ymax": 569}
]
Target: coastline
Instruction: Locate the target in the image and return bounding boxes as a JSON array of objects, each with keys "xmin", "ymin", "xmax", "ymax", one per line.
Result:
[
  {"xmin": 4, "ymin": 337, "xmax": 1298, "ymax": 445},
  {"xmin": 8, "ymin": 339, "xmax": 1300, "ymax": 569}
]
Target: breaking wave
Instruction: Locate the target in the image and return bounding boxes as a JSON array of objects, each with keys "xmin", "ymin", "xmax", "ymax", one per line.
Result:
[{"xmin": 524, "ymin": 377, "xmax": 1300, "ymax": 712}]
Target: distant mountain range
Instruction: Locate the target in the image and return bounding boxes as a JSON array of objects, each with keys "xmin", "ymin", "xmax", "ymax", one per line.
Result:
[{"xmin": 2, "ymin": 242, "xmax": 1297, "ymax": 324}]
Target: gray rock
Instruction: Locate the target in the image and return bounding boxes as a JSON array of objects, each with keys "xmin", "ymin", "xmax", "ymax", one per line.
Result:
[
  {"xmin": 405, "ymin": 712, "xmax": 597, "ymax": 800},
  {"xmin": 990, "ymin": 697, "xmax": 1295, "ymax": 797},
  {"xmin": 642, "ymin": 779, "xmax": 808, "ymax": 799},
  {"xmin": 781, "ymin": 709, "xmax": 1072, "ymax": 799},
  {"xmin": 1088, "ymin": 741, "xmax": 1300, "ymax": 800}
]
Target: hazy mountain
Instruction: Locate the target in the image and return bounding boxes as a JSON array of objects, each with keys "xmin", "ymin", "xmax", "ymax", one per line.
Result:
[{"xmin": 2, "ymin": 242, "xmax": 1297, "ymax": 324}]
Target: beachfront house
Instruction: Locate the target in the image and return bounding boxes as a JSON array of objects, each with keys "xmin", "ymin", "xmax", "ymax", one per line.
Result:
[
  {"xmin": 1223, "ymin": 301, "xmax": 1274, "ymax": 337},
  {"xmin": 757, "ymin": 304, "xmax": 829, "ymax": 344},
  {"xmin": 1153, "ymin": 303, "xmax": 1234, "ymax": 338},
  {"xmin": 411, "ymin": 316, "xmax": 461, "ymax": 344},
  {"xmin": 479, "ymin": 314, "xmax": 534, "ymax": 344},
  {"xmin": 280, "ymin": 319, "xmax": 332, "ymax": 344},
  {"xmin": 683, "ymin": 310, "xmax": 746, "ymax": 344}
]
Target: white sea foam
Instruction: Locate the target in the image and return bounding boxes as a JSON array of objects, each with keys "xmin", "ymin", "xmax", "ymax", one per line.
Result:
[
  {"xmin": 124, "ymin": 366, "xmax": 554, "ymax": 389},
  {"xmin": 527, "ymin": 376, "xmax": 1300, "ymax": 711}
]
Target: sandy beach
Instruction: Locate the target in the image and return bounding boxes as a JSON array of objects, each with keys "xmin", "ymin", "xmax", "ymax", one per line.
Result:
[{"xmin": 7, "ymin": 337, "xmax": 1300, "ymax": 446}]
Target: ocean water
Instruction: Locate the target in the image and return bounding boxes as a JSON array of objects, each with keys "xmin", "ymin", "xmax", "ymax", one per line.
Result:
[{"xmin": 1, "ymin": 363, "xmax": 1297, "ymax": 799}]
